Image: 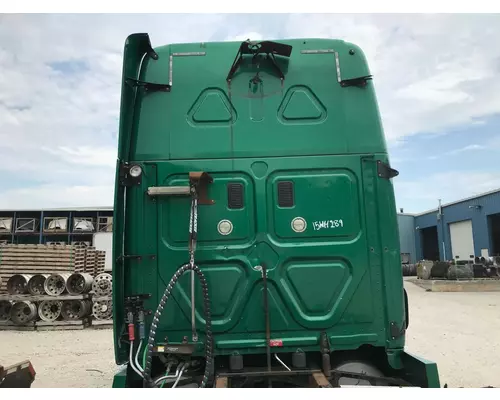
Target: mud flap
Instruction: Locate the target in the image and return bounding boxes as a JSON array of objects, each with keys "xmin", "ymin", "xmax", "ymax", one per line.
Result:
[
  {"xmin": 399, "ymin": 351, "xmax": 440, "ymax": 388},
  {"xmin": 112, "ymin": 365, "xmax": 128, "ymax": 388}
]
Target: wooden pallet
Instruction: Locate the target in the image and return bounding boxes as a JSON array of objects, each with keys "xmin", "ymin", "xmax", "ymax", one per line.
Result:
[
  {"xmin": 0, "ymin": 318, "xmax": 91, "ymax": 331},
  {"xmin": 36, "ymin": 318, "xmax": 90, "ymax": 331},
  {"xmin": 95, "ymin": 251, "xmax": 106, "ymax": 276},
  {"xmin": 90, "ymin": 319, "xmax": 113, "ymax": 329},
  {"xmin": 0, "ymin": 320, "xmax": 36, "ymax": 331},
  {"xmin": 92, "ymin": 295, "xmax": 112, "ymax": 301},
  {"xmin": 0, "ymin": 294, "xmax": 90, "ymax": 301},
  {"xmin": 0, "ymin": 244, "xmax": 88, "ymax": 293},
  {"xmin": 84, "ymin": 247, "xmax": 96, "ymax": 275}
]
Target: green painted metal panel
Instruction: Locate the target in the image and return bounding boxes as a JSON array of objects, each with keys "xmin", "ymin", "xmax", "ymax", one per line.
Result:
[{"xmin": 112, "ymin": 35, "xmax": 422, "ymax": 379}]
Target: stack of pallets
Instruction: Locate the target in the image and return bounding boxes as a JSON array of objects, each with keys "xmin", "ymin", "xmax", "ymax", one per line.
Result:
[
  {"xmin": 82, "ymin": 246, "xmax": 96, "ymax": 276},
  {"xmin": 0, "ymin": 244, "xmax": 85, "ymax": 293},
  {"xmin": 0, "ymin": 243, "xmax": 112, "ymax": 331},
  {"xmin": 95, "ymin": 250, "xmax": 106, "ymax": 276}
]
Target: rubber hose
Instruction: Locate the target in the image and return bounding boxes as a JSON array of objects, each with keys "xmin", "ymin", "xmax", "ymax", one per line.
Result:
[{"xmin": 142, "ymin": 263, "xmax": 213, "ymax": 388}]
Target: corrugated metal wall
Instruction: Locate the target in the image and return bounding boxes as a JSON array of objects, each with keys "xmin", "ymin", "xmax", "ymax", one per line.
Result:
[
  {"xmin": 397, "ymin": 214, "xmax": 416, "ymax": 263},
  {"xmin": 414, "ymin": 190, "xmax": 500, "ymax": 261}
]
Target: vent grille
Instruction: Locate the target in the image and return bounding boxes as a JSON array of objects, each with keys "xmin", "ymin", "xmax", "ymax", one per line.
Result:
[
  {"xmin": 277, "ymin": 181, "xmax": 294, "ymax": 207},
  {"xmin": 227, "ymin": 183, "xmax": 244, "ymax": 209}
]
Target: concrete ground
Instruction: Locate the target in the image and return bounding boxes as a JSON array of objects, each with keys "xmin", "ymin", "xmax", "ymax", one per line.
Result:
[
  {"xmin": 0, "ymin": 281, "xmax": 499, "ymax": 388},
  {"xmin": 403, "ymin": 279, "xmax": 499, "ymax": 388}
]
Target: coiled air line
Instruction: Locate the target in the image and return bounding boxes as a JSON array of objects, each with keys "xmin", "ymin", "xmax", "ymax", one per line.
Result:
[{"xmin": 142, "ymin": 182, "xmax": 214, "ymax": 388}]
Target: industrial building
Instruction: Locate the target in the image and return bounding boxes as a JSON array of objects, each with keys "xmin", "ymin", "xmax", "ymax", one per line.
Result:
[{"xmin": 397, "ymin": 188, "xmax": 500, "ymax": 263}]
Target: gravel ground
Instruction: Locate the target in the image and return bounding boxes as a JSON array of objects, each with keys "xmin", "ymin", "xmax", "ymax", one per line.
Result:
[
  {"xmin": 0, "ymin": 281, "xmax": 499, "ymax": 388},
  {"xmin": 403, "ymin": 280, "xmax": 500, "ymax": 388},
  {"xmin": 0, "ymin": 328, "xmax": 117, "ymax": 388}
]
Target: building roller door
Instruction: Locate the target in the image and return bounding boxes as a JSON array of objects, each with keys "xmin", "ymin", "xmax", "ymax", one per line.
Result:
[{"xmin": 449, "ymin": 219, "xmax": 475, "ymax": 260}]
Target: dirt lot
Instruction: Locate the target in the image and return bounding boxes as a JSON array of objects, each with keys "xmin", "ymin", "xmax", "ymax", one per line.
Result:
[
  {"xmin": 1, "ymin": 281, "xmax": 499, "ymax": 388},
  {"xmin": 0, "ymin": 327, "xmax": 116, "ymax": 388},
  {"xmin": 403, "ymin": 280, "xmax": 500, "ymax": 388}
]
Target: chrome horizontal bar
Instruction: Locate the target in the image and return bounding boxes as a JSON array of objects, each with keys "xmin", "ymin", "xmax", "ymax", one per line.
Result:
[{"xmin": 147, "ymin": 186, "xmax": 191, "ymax": 196}]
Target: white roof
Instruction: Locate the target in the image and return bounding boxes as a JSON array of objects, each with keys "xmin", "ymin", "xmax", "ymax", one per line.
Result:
[{"xmin": 398, "ymin": 187, "xmax": 500, "ymax": 217}]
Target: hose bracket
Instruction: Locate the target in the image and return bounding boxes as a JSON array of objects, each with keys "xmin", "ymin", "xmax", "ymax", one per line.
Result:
[{"xmin": 189, "ymin": 171, "xmax": 215, "ymax": 205}]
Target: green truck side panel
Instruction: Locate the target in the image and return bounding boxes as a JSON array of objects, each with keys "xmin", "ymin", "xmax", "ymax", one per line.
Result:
[
  {"xmin": 112, "ymin": 365, "xmax": 128, "ymax": 388},
  {"xmin": 113, "ymin": 35, "xmax": 413, "ymax": 371},
  {"xmin": 401, "ymin": 351, "xmax": 441, "ymax": 388}
]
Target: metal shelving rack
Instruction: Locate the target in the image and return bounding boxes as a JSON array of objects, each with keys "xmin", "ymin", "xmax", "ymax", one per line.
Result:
[{"xmin": 0, "ymin": 207, "xmax": 113, "ymax": 246}]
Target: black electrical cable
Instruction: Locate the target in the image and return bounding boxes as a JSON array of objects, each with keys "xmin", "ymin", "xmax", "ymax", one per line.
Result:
[{"xmin": 142, "ymin": 263, "xmax": 213, "ymax": 388}]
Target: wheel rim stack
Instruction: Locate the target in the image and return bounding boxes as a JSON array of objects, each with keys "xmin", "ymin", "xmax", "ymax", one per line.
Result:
[{"xmin": 92, "ymin": 273, "xmax": 113, "ymax": 321}]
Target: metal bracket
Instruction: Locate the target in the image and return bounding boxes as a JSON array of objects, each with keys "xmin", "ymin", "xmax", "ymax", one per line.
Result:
[
  {"xmin": 377, "ymin": 160, "xmax": 399, "ymax": 180},
  {"xmin": 125, "ymin": 78, "xmax": 170, "ymax": 93},
  {"xmin": 127, "ymin": 293, "xmax": 151, "ymax": 299},
  {"xmin": 340, "ymin": 75, "xmax": 373, "ymax": 88},
  {"xmin": 300, "ymin": 49, "xmax": 372, "ymax": 89},
  {"xmin": 319, "ymin": 332, "xmax": 331, "ymax": 377},
  {"xmin": 124, "ymin": 294, "xmax": 152, "ymax": 320},
  {"xmin": 227, "ymin": 40, "xmax": 292, "ymax": 82},
  {"xmin": 147, "ymin": 172, "xmax": 215, "ymax": 205},
  {"xmin": 390, "ymin": 321, "xmax": 405, "ymax": 340},
  {"xmin": 119, "ymin": 163, "xmax": 142, "ymax": 187},
  {"xmin": 143, "ymin": 35, "xmax": 159, "ymax": 60},
  {"xmin": 309, "ymin": 372, "xmax": 333, "ymax": 388},
  {"xmin": 116, "ymin": 254, "xmax": 156, "ymax": 263},
  {"xmin": 189, "ymin": 171, "xmax": 215, "ymax": 205}
]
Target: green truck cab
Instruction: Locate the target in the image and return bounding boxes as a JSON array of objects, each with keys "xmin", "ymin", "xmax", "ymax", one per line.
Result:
[{"xmin": 112, "ymin": 34, "xmax": 440, "ymax": 388}]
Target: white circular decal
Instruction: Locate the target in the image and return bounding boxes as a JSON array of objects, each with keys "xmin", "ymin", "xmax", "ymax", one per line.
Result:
[
  {"xmin": 218, "ymin": 219, "xmax": 233, "ymax": 236},
  {"xmin": 291, "ymin": 217, "xmax": 307, "ymax": 233}
]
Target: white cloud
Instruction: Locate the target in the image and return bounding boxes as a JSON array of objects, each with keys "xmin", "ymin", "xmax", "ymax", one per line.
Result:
[
  {"xmin": 394, "ymin": 171, "xmax": 500, "ymax": 213},
  {"xmin": 427, "ymin": 144, "xmax": 486, "ymax": 160},
  {"xmin": 1, "ymin": 14, "xmax": 500, "ymax": 209},
  {"xmin": 282, "ymin": 14, "xmax": 500, "ymax": 143},
  {"xmin": 0, "ymin": 184, "xmax": 113, "ymax": 209},
  {"xmin": 225, "ymin": 32, "xmax": 263, "ymax": 42},
  {"xmin": 0, "ymin": 14, "xmax": 227, "ymax": 208},
  {"xmin": 41, "ymin": 146, "xmax": 117, "ymax": 168}
]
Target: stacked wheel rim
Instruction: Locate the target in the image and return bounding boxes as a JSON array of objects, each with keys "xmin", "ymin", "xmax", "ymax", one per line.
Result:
[
  {"xmin": 38, "ymin": 300, "xmax": 63, "ymax": 322},
  {"xmin": 10, "ymin": 301, "xmax": 37, "ymax": 325},
  {"xmin": 92, "ymin": 300, "xmax": 113, "ymax": 320},
  {"xmin": 61, "ymin": 299, "xmax": 92, "ymax": 320},
  {"xmin": 66, "ymin": 273, "xmax": 94, "ymax": 295},
  {"xmin": 402, "ymin": 264, "xmax": 417, "ymax": 277},
  {"xmin": 7, "ymin": 274, "xmax": 33, "ymax": 295},
  {"xmin": 27, "ymin": 274, "xmax": 50, "ymax": 295},
  {"xmin": 44, "ymin": 273, "xmax": 71, "ymax": 296},
  {"xmin": 0, "ymin": 301, "xmax": 12, "ymax": 322},
  {"xmin": 92, "ymin": 273, "xmax": 112, "ymax": 297}
]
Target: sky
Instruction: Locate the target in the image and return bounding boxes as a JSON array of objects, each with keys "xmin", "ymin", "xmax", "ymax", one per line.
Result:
[{"xmin": 0, "ymin": 13, "xmax": 499, "ymax": 213}]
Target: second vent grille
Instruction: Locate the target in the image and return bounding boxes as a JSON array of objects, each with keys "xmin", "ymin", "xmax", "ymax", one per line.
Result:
[
  {"xmin": 227, "ymin": 183, "xmax": 244, "ymax": 209},
  {"xmin": 277, "ymin": 181, "xmax": 294, "ymax": 207}
]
